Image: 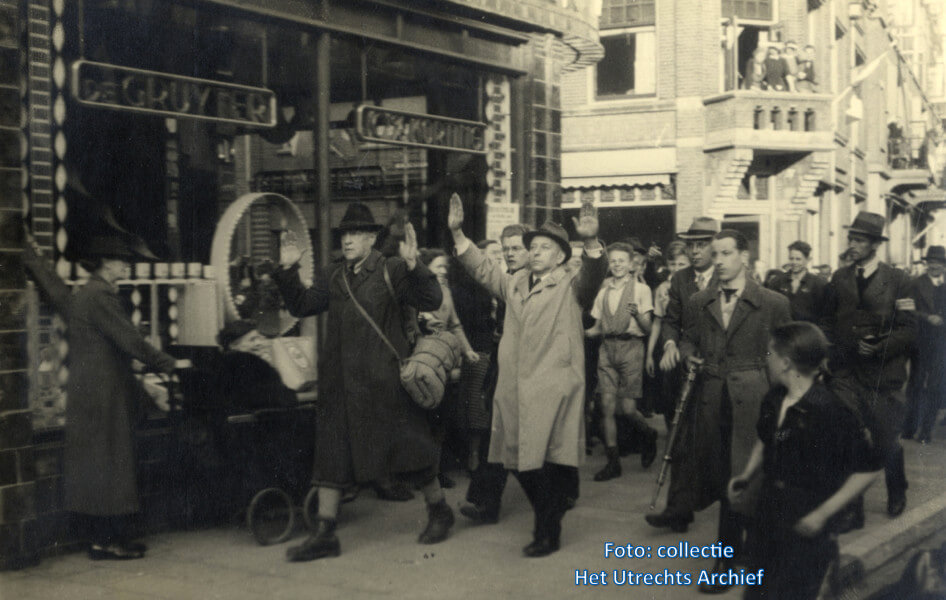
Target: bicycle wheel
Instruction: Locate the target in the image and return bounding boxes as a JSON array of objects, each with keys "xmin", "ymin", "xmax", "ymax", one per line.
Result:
[{"xmin": 247, "ymin": 487, "xmax": 295, "ymax": 545}]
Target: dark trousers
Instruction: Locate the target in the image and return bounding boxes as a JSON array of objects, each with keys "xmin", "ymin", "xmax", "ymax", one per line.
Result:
[
  {"xmin": 831, "ymin": 376, "xmax": 907, "ymax": 497},
  {"xmin": 465, "ymin": 427, "xmax": 508, "ymax": 517},
  {"xmin": 513, "ymin": 462, "xmax": 579, "ymax": 542},
  {"xmin": 77, "ymin": 513, "xmax": 132, "ymax": 546},
  {"xmin": 717, "ymin": 497, "xmax": 746, "ymax": 562},
  {"xmin": 905, "ymin": 358, "xmax": 945, "ymax": 439}
]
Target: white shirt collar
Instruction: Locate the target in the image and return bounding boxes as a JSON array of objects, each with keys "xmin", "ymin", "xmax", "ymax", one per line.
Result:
[
  {"xmin": 856, "ymin": 255, "xmax": 880, "ymax": 279},
  {"xmin": 694, "ymin": 266, "xmax": 715, "ymax": 285}
]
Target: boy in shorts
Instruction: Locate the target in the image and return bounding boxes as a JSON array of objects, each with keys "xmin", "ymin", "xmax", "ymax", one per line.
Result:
[{"xmin": 586, "ymin": 242, "xmax": 658, "ymax": 480}]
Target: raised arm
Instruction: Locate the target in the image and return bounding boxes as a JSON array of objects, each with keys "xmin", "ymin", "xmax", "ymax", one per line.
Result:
[
  {"xmin": 272, "ymin": 263, "xmax": 331, "ymax": 318},
  {"xmin": 449, "ymin": 193, "xmax": 509, "ymax": 301},
  {"xmin": 22, "ymin": 233, "xmax": 72, "ymax": 313},
  {"xmin": 89, "ymin": 289, "xmax": 176, "ymax": 374},
  {"xmin": 570, "ymin": 201, "xmax": 606, "ymax": 308}
]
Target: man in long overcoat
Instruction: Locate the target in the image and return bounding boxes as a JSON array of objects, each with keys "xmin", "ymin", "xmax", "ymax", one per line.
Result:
[
  {"xmin": 680, "ymin": 230, "xmax": 790, "ymax": 593},
  {"xmin": 273, "ymin": 203, "xmax": 448, "ymax": 562},
  {"xmin": 646, "ymin": 216, "xmax": 720, "ymax": 533},
  {"xmin": 448, "ymin": 195, "xmax": 607, "ymax": 557},
  {"xmin": 24, "ymin": 234, "xmax": 181, "ymax": 560},
  {"xmin": 904, "ymin": 245, "xmax": 946, "ymax": 443},
  {"xmin": 821, "ymin": 212, "xmax": 916, "ymax": 519}
]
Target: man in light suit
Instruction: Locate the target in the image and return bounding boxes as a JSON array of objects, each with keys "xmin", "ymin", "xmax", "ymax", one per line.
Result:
[
  {"xmin": 822, "ymin": 212, "xmax": 916, "ymax": 519},
  {"xmin": 680, "ymin": 230, "xmax": 791, "ymax": 594}
]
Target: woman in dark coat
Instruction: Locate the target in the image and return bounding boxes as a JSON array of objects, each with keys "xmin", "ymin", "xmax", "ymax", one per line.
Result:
[
  {"xmin": 273, "ymin": 203, "xmax": 450, "ymax": 562},
  {"xmin": 23, "ymin": 234, "xmax": 181, "ymax": 560}
]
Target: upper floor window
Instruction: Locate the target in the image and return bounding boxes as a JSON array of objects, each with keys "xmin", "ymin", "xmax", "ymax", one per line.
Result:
[
  {"xmin": 600, "ymin": 0, "xmax": 655, "ymax": 29},
  {"xmin": 596, "ymin": 28, "xmax": 657, "ymax": 98},
  {"xmin": 722, "ymin": 0, "xmax": 774, "ymax": 22}
]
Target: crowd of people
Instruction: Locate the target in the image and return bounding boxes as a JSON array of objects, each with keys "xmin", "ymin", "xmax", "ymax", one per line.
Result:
[
  {"xmin": 743, "ymin": 40, "xmax": 817, "ymax": 93},
  {"xmin": 21, "ymin": 195, "xmax": 946, "ymax": 598}
]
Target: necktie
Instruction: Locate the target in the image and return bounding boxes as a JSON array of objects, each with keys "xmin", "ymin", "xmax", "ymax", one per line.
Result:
[
  {"xmin": 696, "ymin": 273, "xmax": 706, "ymax": 290},
  {"xmin": 721, "ymin": 288, "xmax": 738, "ymax": 302},
  {"xmin": 529, "ymin": 275, "xmax": 539, "ymax": 291},
  {"xmin": 856, "ymin": 266, "xmax": 865, "ymax": 280}
]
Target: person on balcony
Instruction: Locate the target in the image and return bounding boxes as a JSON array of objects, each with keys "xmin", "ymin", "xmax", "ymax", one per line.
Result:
[
  {"xmin": 795, "ymin": 45, "xmax": 818, "ymax": 92},
  {"xmin": 762, "ymin": 46, "xmax": 788, "ymax": 91},
  {"xmin": 742, "ymin": 46, "xmax": 767, "ymax": 91}
]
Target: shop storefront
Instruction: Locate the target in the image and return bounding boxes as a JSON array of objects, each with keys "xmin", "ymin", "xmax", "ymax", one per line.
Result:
[{"xmin": 0, "ymin": 0, "xmax": 601, "ymax": 567}]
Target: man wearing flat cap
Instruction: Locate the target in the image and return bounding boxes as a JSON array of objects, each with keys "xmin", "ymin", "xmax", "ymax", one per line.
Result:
[
  {"xmin": 821, "ymin": 211, "xmax": 916, "ymax": 519},
  {"xmin": 273, "ymin": 202, "xmax": 450, "ymax": 562},
  {"xmin": 448, "ymin": 194, "xmax": 608, "ymax": 557},
  {"xmin": 904, "ymin": 245, "xmax": 946, "ymax": 443}
]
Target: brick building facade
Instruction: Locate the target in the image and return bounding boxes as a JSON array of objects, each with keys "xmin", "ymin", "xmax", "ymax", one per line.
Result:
[{"xmin": 563, "ymin": 0, "xmax": 944, "ymax": 269}]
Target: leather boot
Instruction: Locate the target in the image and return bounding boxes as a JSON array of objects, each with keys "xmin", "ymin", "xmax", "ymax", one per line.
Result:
[
  {"xmin": 418, "ymin": 499, "xmax": 454, "ymax": 544},
  {"xmin": 286, "ymin": 518, "xmax": 340, "ymax": 562},
  {"xmin": 594, "ymin": 447, "xmax": 622, "ymax": 481}
]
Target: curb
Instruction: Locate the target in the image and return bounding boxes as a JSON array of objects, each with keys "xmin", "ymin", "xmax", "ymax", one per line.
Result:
[{"xmin": 829, "ymin": 493, "xmax": 946, "ymax": 598}]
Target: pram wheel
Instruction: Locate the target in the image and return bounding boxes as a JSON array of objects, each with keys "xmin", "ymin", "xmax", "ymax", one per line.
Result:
[{"xmin": 247, "ymin": 488, "xmax": 295, "ymax": 545}]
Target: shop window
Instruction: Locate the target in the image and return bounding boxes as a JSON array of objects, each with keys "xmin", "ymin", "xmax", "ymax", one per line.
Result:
[
  {"xmin": 596, "ymin": 29, "xmax": 656, "ymax": 98},
  {"xmin": 722, "ymin": 0, "xmax": 774, "ymax": 22},
  {"xmin": 600, "ymin": 0, "xmax": 655, "ymax": 29}
]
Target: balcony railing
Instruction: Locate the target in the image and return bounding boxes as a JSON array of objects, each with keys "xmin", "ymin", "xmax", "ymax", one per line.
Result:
[
  {"xmin": 703, "ymin": 91, "xmax": 834, "ymax": 152},
  {"xmin": 888, "ymin": 136, "xmax": 930, "ymax": 170}
]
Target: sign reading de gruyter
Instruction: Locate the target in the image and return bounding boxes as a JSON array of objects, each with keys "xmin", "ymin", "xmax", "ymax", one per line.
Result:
[
  {"xmin": 71, "ymin": 60, "xmax": 276, "ymax": 127},
  {"xmin": 354, "ymin": 105, "xmax": 486, "ymax": 154}
]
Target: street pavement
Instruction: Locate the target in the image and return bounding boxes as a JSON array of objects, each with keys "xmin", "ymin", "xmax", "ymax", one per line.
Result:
[{"xmin": 2, "ymin": 423, "xmax": 945, "ymax": 600}]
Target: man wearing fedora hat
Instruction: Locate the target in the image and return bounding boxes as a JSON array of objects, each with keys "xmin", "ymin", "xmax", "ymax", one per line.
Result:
[
  {"xmin": 273, "ymin": 202, "xmax": 451, "ymax": 562},
  {"xmin": 646, "ymin": 216, "xmax": 720, "ymax": 533},
  {"xmin": 904, "ymin": 245, "xmax": 946, "ymax": 443},
  {"xmin": 448, "ymin": 194, "xmax": 608, "ymax": 557},
  {"xmin": 822, "ymin": 211, "xmax": 916, "ymax": 518},
  {"xmin": 23, "ymin": 231, "xmax": 190, "ymax": 560}
]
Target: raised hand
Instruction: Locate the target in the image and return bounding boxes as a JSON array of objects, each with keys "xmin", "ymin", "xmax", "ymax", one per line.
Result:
[
  {"xmin": 279, "ymin": 231, "xmax": 306, "ymax": 267},
  {"xmin": 447, "ymin": 193, "xmax": 464, "ymax": 232},
  {"xmin": 400, "ymin": 222, "xmax": 419, "ymax": 270},
  {"xmin": 572, "ymin": 200, "xmax": 599, "ymax": 240}
]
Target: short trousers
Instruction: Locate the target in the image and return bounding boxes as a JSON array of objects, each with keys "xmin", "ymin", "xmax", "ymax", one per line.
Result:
[{"xmin": 597, "ymin": 336, "xmax": 645, "ymax": 399}]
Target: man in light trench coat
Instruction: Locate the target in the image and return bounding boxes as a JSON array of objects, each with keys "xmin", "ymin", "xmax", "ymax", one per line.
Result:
[{"xmin": 448, "ymin": 194, "xmax": 608, "ymax": 557}]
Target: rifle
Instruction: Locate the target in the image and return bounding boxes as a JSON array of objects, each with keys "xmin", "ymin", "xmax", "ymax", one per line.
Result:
[{"xmin": 649, "ymin": 363, "xmax": 699, "ymax": 511}]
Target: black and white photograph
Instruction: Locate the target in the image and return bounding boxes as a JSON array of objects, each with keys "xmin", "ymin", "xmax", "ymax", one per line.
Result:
[{"xmin": 1, "ymin": 0, "xmax": 946, "ymax": 598}]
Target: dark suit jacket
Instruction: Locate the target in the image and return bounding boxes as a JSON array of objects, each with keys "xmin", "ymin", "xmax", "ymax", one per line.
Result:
[
  {"xmin": 910, "ymin": 274, "xmax": 946, "ymax": 361},
  {"xmin": 765, "ymin": 270, "xmax": 828, "ymax": 323},
  {"xmin": 679, "ymin": 277, "xmax": 791, "ymax": 505},
  {"xmin": 661, "ymin": 266, "xmax": 719, "ymax": 347},
  {"xmin": 821, "ymin": 262, "xmax": 917, "ymax": 391}
]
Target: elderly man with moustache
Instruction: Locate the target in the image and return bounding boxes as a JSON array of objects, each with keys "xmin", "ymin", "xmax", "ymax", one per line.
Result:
[
  {"xmin": 448, "ymin": 194, "xmax": 607, "ymax": 557},
  {"xmin": 681, "ymin": 230, "xmax": 790, "ymax": 593}
]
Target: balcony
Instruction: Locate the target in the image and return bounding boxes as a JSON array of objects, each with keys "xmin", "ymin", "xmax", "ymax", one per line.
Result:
[
  {"xmin": 886, "ymin": 134, "xmax": 935, "ymax": 192},
  {"xmin": 702, "ymin": 91, "xmax": 834, "ymax": 153}
]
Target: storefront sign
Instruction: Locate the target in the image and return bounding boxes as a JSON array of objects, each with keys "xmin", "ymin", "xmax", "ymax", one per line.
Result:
[
  {"xmin": 484, "ymin": 76, "xmax": 512, "ymax": 203},
  {"xmin": 71, "ymin": 60, "xmax": 277, "ymax": 127},
  {"xmin": 486, "ymin": 203, "xmax": 520, "ymax": 242},
  {"xmin": 354, "ymin": 105, "xmax": 486, "ymax": 154}
]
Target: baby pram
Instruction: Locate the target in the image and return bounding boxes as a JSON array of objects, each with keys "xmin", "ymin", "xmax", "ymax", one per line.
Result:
[{"xmin": 171, "ymin": 352, "xmax": 318, "ymax": 545}]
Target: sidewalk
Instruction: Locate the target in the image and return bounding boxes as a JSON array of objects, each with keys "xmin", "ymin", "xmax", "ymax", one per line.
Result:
[{"xmin": 1, "ymin": 427, "xmax": 944, "ymax": 600}]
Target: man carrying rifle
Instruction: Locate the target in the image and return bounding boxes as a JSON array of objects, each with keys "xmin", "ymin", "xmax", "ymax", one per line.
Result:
[
  {"xmin": 646, "ymin": 217, "xmax": 720, "ymax": 533},
  {"xmin": 679, "ymin": 230, "xmax": 790, "ymax": 594}
]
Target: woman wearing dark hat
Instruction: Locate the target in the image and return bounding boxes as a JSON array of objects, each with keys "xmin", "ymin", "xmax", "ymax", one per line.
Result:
[
  {"xmin": 23, "ymin": 232, "xmax": 188, "ymax": 560},
  {"xmin": 274, "ymin": 202, "xmax": 449, "ymax": 562}
]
